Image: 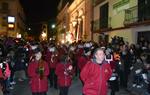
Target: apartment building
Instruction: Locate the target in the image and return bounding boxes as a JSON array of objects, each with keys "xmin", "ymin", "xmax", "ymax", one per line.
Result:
[
  {"xmin": 0, "ymin": 0, "xmax": 26, "ymax": 38},
  {"xmin": 93, "ymin": 0, "xmax": 150, "ymax": 44}
]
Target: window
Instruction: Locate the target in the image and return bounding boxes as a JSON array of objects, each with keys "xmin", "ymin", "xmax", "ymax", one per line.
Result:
[
  {"xmin": 2, "ymin": 2, "xmax": 9, "ymax": 10},
  {"xmin": 99, "ymin": 3, "xmax": 109, "ymax": 29},
  {"xmin": 138, "ymin": 0, "xmax": 150, "ymax": 21}
]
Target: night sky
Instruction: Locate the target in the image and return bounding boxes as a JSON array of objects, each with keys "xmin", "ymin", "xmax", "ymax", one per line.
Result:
[
  {"xmin": 20, "ymin": 0, "xmax": 60, "ymax": 22},
  {"xmin": 19, "ymin": 0, "xmax": 60, "ymax": 38}
]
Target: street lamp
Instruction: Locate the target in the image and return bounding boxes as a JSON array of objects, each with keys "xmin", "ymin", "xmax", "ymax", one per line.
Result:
[
  {"xmin": 51, "ymin": 24, "xmax": 56, "ymax": 29},
  {"xmin": 51, "ymin": 24, "xmax": 56, "ymax": 40},
  {"xmin": 28, "ymin": 28, "xmax": 31, "ymax": 31}
]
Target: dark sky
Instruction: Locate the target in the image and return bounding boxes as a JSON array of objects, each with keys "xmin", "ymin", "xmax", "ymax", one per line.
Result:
[
  {"xmin": 19, "ymin": 0, "xmax": 60, "ymax": 38},
  {"xmin": 20, "ymin": 0, "xmax": 60, "ymax": 23}
]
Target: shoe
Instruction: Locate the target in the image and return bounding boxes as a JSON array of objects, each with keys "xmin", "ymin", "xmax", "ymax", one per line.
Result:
[
  {"xmin": 9, "ymin": 86, "xmax": 14, "ymax": 90},
  {"xmin": 137, "ymin": 85, "xmax": 142, "ymax": 88},
  {"xmin": 10, "ymin": 81, "xmax": 16, "ymax": 85},
  {"xmin": 3, "ymin": 90, "xmax": 10, "ymax": 94},
  {"xmin": 18, "ymin": 78, "xmax": 24, "ymax": 82},
  {"xmin": 132, "ymin": 84, "xmax": 136, "ymax": 87}
]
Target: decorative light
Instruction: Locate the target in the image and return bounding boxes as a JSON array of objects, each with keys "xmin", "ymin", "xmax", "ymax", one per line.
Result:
[
  {"xmin": 78, "ymin": 17, "xmax": 82, "ymax": 22},
  {"xmin": 61, "ymin": 40, "xmax": 65, "ymax": 44},
  {"xmin": 66, "ymin": 32, "xmax": 73, "ymax": 43},
  {"xmin": 72, "ymin": 20, "xmax": 77, "ymax": 27},
  {"xmin": 82, "ymin": 15, "xmax": 85, "ymax": 19},
  {"xmin": 8, "ymin": 24, "xmax": 14, "ymax": 28},
  {"xmin": 63, "ymin": 25, "xmax": 66, "ymax": 29},
  {"xmin": 41, "ymin": 32, "xmax": 46, "ymax": 38},
  {"xmin": 51, "ymin": 24, "xmax": 56, "ymax": 29},
  {"xmin": 28, "ymin": 28, "xmax": 31, "ymax": 31},
  {"xmin": 17, "ymin": 33, "xmax": 21, "ymax": 38}
]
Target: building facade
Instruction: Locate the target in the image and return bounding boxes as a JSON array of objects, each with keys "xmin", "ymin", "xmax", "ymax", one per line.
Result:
[
  {"xmin": 57, "ymin": 0, "xmax": 93, "ymax": 43},
  {"xmin": 57, "ymin": 0, "xmax": 71, "ymax": 43},
  {"xmin": 93, "ymin": 0, "xmax": 150, "ymax": 44},
  {"xmin": 68, "ymin": 0, "xmax": 92, "ymax": 42},
  {"xmin": 0, "ymin": 0, "xmax": 26, "ymax": 38}
]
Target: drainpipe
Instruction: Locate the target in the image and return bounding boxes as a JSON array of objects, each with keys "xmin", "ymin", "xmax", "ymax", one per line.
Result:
[{"xmin": 91, "ymin": 0, "xmax": 94, "ymax": 41}]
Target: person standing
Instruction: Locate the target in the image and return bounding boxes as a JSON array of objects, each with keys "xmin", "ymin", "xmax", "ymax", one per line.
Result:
[
  {"xmin": 27, "ymin": 48, "xmax": 49, "ymax": 95},
  {"xmin": 46, "ymin": 46, "xmax": 58, "ymax": 89},
  {"xmin": 80, "ymin": 48, "xmax": 112, "ymax": 95},
  {"xmin": 55, "ymin": 54, "xmax": 74, "ymax": 95},
  {"xmin": 0, "ymin": 67, "xmax": 4, "ymax": 95}
]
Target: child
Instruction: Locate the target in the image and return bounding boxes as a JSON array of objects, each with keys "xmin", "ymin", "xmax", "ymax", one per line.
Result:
[
  {"xmin": 0, "ymin": 68, "xmax": 4, "ymax": 95},
  {"xmin": 28, "ymin": 48, "xmax": 49, "ymax": 95},
  {"xmin": 55, "ymin": 54, "xmax": 74, "ymax": 95}
]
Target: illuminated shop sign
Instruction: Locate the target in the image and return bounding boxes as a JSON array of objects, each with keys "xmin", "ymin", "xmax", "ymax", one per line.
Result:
[{"xmin": 8, "ymin": 16, "xmax": 15, "ymax": 23}]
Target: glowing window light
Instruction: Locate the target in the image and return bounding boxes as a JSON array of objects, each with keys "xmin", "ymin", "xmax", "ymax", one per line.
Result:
[{"xmin": 8, "ymin": 24, "xmax": 14, "ymax": 28}]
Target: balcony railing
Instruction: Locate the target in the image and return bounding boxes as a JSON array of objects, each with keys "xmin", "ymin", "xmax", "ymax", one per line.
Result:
[
  {"xmin": 124, "ymin": 5, "xmax": 150, "ymax": 26},
  {"xmin": 124, "ymin": 6, "xmax": 138, "ymax": 25}
]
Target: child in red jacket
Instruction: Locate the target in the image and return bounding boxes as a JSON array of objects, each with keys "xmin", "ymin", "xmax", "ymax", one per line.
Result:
[
  {"xmin": 55, "ymin": 54, "xmax": 74, "ymax": 95},
  {"xmin": 28, "ymin": 48, "xmax": 49, "ymax": 95}
]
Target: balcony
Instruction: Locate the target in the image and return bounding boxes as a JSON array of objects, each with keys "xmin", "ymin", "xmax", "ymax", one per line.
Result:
[{"xmin": 124, "ymin": 6, "xmax": 150, "ymax": 26}]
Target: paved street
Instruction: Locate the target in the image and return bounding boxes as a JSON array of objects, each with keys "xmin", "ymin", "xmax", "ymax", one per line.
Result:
[
  {"xmin": 10, "ymin": 78, "xmax": 82, "ymax": 95},
  {"xmin": 8, "ymin": 77, "xmax": 136, "ymax": 95}
]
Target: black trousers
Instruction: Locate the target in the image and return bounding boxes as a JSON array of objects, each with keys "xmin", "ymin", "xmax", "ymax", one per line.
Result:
[
  {"xmin": 32, "ymin": 92, "xmax": 47, "ymax": 95},
  {"xmin": 59, "ymin": 86, "xmax": 69, "ymax": 95},
  {"xmin": 48, "ymin": 68, "xmax": 57, "ymax": 89},
  {"xmin": 10, "ymin": 67, "xmax": 15, "ymax": 82}
]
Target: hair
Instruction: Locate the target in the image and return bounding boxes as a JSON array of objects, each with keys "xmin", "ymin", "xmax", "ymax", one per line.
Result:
[{"xmin": 59, "ymin": 54, "xmax": 68, "ymax": 63}]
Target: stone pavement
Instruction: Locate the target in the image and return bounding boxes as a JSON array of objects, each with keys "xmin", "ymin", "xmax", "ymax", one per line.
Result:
[{"xmin": 8, "ymin": 77, "xmax": 135, "ymax": 95}]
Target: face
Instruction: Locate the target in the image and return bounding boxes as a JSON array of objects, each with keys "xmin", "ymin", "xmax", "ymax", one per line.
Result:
[
  {"xmin": 35, "ymin": 52, "xmax": 42, "ymax": 61},
  {"xmin": 48, "ymin": 46, "xmax": 56, "ymax": 52},
  {"xmin": 95, "ymin": 49, "xmax": 105, "ymax": 64}
]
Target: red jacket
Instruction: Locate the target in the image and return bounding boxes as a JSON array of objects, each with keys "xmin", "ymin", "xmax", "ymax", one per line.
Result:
[
  {"xmin": 77, "ymin": 55, "xmax": 91, "ymax": 70},
  {"xmin": 27, "ymin": 60, "xmax": 49, "ymax": 93},
  {"xmin": 55, "ymin": 62, "xmax": 74, "ymax": 87},
  {"xmin": 45, "ymin": 51, "xmax": 58, "ymax": 69},
  {"xmin": 80, "ymin": 61, "xmax": 112, "ymax": 95},
  {"xmin": 0, "ymin": 68, "xmax": 3, "ymax": 78}
]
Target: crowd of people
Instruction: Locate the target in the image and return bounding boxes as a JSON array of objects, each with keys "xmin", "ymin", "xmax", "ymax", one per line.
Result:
[{"xmin": 0, "ymin": 36, "xmax": 149, "ymax": 95}]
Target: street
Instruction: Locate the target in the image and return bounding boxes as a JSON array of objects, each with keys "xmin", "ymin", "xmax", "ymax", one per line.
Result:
[{"xmin": 9, "ymin": 77, "xmax": 135, "ymax": 95}]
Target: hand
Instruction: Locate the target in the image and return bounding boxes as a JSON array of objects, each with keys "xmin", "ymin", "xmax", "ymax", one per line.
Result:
[
  {"xmin": 64, "ymin": 71, "xmax": 68, "ymax": 75},
  {"xmin": 68, "ymin": 65, "xmax": 73, "ymax": 70}
]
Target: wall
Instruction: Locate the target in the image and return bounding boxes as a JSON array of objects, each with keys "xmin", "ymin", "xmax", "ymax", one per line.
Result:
[{"xmin": 109, "ymin": 0, "xmax": 137, "ymax": 28}]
